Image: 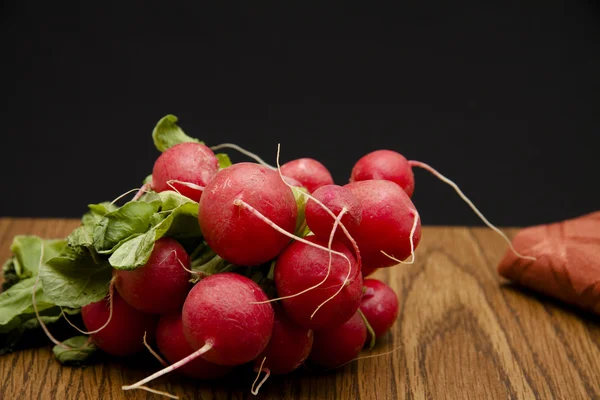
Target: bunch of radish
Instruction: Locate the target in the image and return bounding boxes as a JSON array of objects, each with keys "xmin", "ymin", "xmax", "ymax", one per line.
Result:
[{"xmin": 19, "ymin": 115, "xmax": 525, "ymax": 399}]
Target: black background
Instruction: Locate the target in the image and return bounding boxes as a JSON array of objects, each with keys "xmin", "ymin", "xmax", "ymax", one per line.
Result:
[{"xmin": 2, "ymin": 1, "xmax": 599, "ymax": 226}]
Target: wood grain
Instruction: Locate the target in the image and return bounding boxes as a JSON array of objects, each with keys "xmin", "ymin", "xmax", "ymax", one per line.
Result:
[{"xmin": 1, "ymin": 219, "xmax": 599, "ymax": 400}]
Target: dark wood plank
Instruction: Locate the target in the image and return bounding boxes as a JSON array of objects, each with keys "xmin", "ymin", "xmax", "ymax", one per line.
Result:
[{"xmin": 1, "ymin": 219, "xmax": 598, "ymax": 399}]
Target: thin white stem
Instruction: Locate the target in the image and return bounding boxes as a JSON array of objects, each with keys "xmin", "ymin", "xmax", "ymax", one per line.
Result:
[
  {"xmin": 235, "ymin": 199, "xmax": 353, "ymax": 306},
  {"xmin": 122, "ymin": 341, "xmax": 213, "ymax": 391},
  {"xmin": 274, "ymin": 143, "xmax": 362, "ymax": 265},
  {"xmin": 380, "ymin": 211, "xmax": 420, "ymax": 265},
  {"xmin": 256, "ymin": 208, "xmax": 349, "ymax": 305},
  {"xmin": 111, "ymin": 188, "xmax": 147, "ymax": 206},
  {"xmin": 210, "ymin": 143, "xmax": 276, "ymax": 169},
  {"xmin": 251, "ymin": 357, "xmax": 270, "ymax": 395},
  {"xmin": 161, "ymin": 249, "xmax": 198, "ymax": 275},
  {"xmin": 166, "ymin": 179, "xmax": 205, "ymax": 192},
  {"xmin": 60, "ymin": 278, "xmax": 116, "ymax": 335},
  {"xmin": 137, "ymin": 386, "xmax": 179, "ymax": 399},
  {"xmin": 143, "ymin": 331, "xmax": 168, "ymax": 367},
  {"xmin": 310, "ymin": 208, "xmax": 349, "ymax": 320},
  {"xmin": 409, "ymin": 160, "xmax": 536, "ymax": 261},
  {"xmin": 338, "ymin": 344, "xmax": 403, "ymax": 368}
]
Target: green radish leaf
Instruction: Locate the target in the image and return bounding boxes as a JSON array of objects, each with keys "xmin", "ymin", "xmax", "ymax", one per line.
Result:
[
  {"xmin": 158, "ymin": 191, "xmax": 196, "ymax": 212},
  {"xmin": 70, "ymin": 202, "xmax": 117, "ymax": 248},
  {"xmin": 0, "ymin": 307, "xmax": 76, "ymax": 355},
  {"xmin": 143, "ymin": 174, "xmax": 153, "ymax": 185},
  {"xmin": 93, "ymin": 199, "xmax": 161, "ymax": 254},
  {"xmin": 53, "ymin": 336, "xmax": 97, "ymax": 366},
  {"xmin": 0, "ymin": 277, "xmax": 57, "ymax": 334},
  {"xmin": 109, "ymin": 199, "xmax": 200, "ymax": 270},
  {"xmin": 40, "ymin": 248, "xmax": 112, "ymax": 308},
  {"xmin": 2, "ymin": 236, "xmax": 67, "ymax": 291},
  {"xmin": 291, "ymin": 186, "xmax": 309, "ymax": 236},
  {"xmin": 216, "ymin": 153, "xmax": 232, "ymax": 169},
  {"xmin": 107, "ymin": 231, "xmax": 156, "ymax": 270},
  {"xmin": 152, "ymin": 114, "xmax": 202, "ymax": 152}
]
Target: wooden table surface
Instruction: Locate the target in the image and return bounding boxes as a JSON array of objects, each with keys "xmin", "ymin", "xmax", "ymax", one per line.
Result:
[{"xmin": 1, "ymin": 218, "xmax": 599, "ymax": 400}]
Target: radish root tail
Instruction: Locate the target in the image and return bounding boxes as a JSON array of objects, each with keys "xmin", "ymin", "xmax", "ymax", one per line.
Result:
[
  {"xmin": 137, "ymin": 386, "xmax": 179, "ymax": 399},
  {"xmin": 61, "ymin": 277, "xmax": 117, "ymax": 335},
  {"xmin": 234, "ymin": 199, "xmax": 353, "ymax": 305},
  {"xmin": 251, "ymin": 357, "xmax": 271, "ymax": 396},
  {"xmin": 380, "ymin": 210, "xmax": 420, "ymax": 265},
  {"xmin": 210, "ymin": 143, "xmax": 276, "ymax": 170},
  {"xmin": 409, "ymin": 160, "xmax": 536, "ymax": 261},
  {"xmin": 143, "ymin": 331, "xmax": 168, "ymax": 367},
  {"xmin": 309, "ymin": 207, "xmax": 350, "ymax": 320},
  {"xmin": 122, "ymin": 341, "xmax": 213, "ymax": 392},
  {"xmin": 111, "ymin": 187, "xmax": 154, "ymax": 206}
]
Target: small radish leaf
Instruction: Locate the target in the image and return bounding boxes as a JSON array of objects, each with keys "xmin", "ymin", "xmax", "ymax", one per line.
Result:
[
  {"xmin": 93, "ymin": 198, "xmax": 161, "ymax": 254},
  {"xmin": 2, "ymin": 236, "xmax": 66, "ymax": 290},
  {"xmin": 216, "ymin": 153, "xmax": 232, "ymax": 169},
  {"xmin": 40, "ymin": 247, "xmax": 112, "ymax": 308},
  {"xmin": 358, "ymin": 309, "xmax": 377, "ymax": 350},
  {"xmin": 152, "ymin": 114, "xmax": 202, "ymax": 152},
  {"xmin": 53, "ymin": 336, "xmax": 97, "ymax": 366},
  {"xmin": 0, "ymin": 277, "xmax": 57, "ymax": 334},
  {"xmin": 291, "ymin": 186, "xmax": 309, "ymax": 236},
  {"xmin": 109, "ymin": 198, "xmax": 200, "ymax": 270}
]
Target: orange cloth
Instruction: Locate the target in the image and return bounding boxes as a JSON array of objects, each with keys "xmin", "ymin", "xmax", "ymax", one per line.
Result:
[{"xmin": 498, "ymin": 211, "xmax": 600, "ymax": 315}]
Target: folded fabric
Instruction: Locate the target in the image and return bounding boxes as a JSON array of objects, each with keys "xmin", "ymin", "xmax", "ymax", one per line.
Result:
[{"xmin": 497, "ymin": 211, "xmax": 600, "ymax": 315}]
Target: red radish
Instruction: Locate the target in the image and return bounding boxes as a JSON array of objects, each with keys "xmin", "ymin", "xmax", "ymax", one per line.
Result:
[
  {"xmin": 182, "ymin": 272, "xmax": 274, "ymax": 366},
  {"xmin": 280, "ymin": 158, "xmax": 334, "ymax": 193},
  {"xmin": 345, "ymin": 180, "xmax": 421, "ymax": 269},
  {"xmin": 350, "ymin": 149, "xmax": 415, "ymax": 197},
  {"xmin": 350, "ymin": 149, "xmax": 530, "ymax": 262},
  {"xmin": 82, "ymin": 290, "xmax": 158, "ymax": 357},
  {"xmin": 152, "ymin": 142, "xmax": 219, "ymax": 201},
  {"xmin": 156, "ymin": 313, "xmax": 232, "ymax": 379},
  {"xmin": 114, "ymin": 237, "xmax": 191, "ymax": 314},
  {"xmin": 122, "ymin": 273, "xmax": 274, "ymax": 393},
  {"xmin": 308, "ymin": 310, "xmax": 367, "ymax": 368},
  {"xmin": 254, "ymin": 303, "xmax": 314, "ymax": 375},
  {"xmin": 274, "ymin": 236, "xmax": 363, "ymax": 330},
  {"xmin": 305, "ymin": 185, "xmax": 362, "ymax": 241},
  {"xmin": 360, "ymin": 279, "xmax": 399, "ymax": 339},
  {"xmin": 198, "ymin": 162, "xmax": 297, "ymax": 266}
]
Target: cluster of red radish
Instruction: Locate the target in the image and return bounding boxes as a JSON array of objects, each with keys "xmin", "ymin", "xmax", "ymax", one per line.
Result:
[{"xmin": 78, "ymin": 141, "xmax": 435, "ymax": 397}]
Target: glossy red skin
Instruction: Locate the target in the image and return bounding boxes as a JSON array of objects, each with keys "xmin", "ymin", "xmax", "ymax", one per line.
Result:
[
  {"xmin": 198, "ymin": 162, "xmax": 297, "ymax": 266},
  {"xmin": 182, "ymin": 273, "xmax": 274, "ymax": 366},
  {"xmin": 345, "ymin": 180, "xmax": 421, "ymax": 269},
  {"xmin": 360, "ymin": 279, "xmax": 399, "ymax": 339},
  {"xmin": 350, "ymin": 150, "xmax": 415, "ymax": 198},
  {"xmin": 114, "ymin": 237, "xmax": 191, "ymax": 314},
  {"xmin": 81, "ymin": 291, "xmax": 158, "ymax": 357},
  {"xmin": 156, "ymin": 313, "xmax": 232, "ymax": 379},
  {"xmin": 274, "ymin": 236, "xmax": 363, "ymax": 331},
  {"xmin": 308, "ymin": 311, "xmax": 366, "ymax": 368},
  {"xmin": 152, "ymin": 142, "xmax": 219, "ymax": 202},
  {"xmin": 254, "ymin": 303, "xmax": 314, "ymax": 375},
  {"xmin": 305, "ymin": 185, "xmax": 362, "ymax": 242},
  {"xmin": 280, "ymin": 158, "xmax": 334, "ymax": 193}
]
